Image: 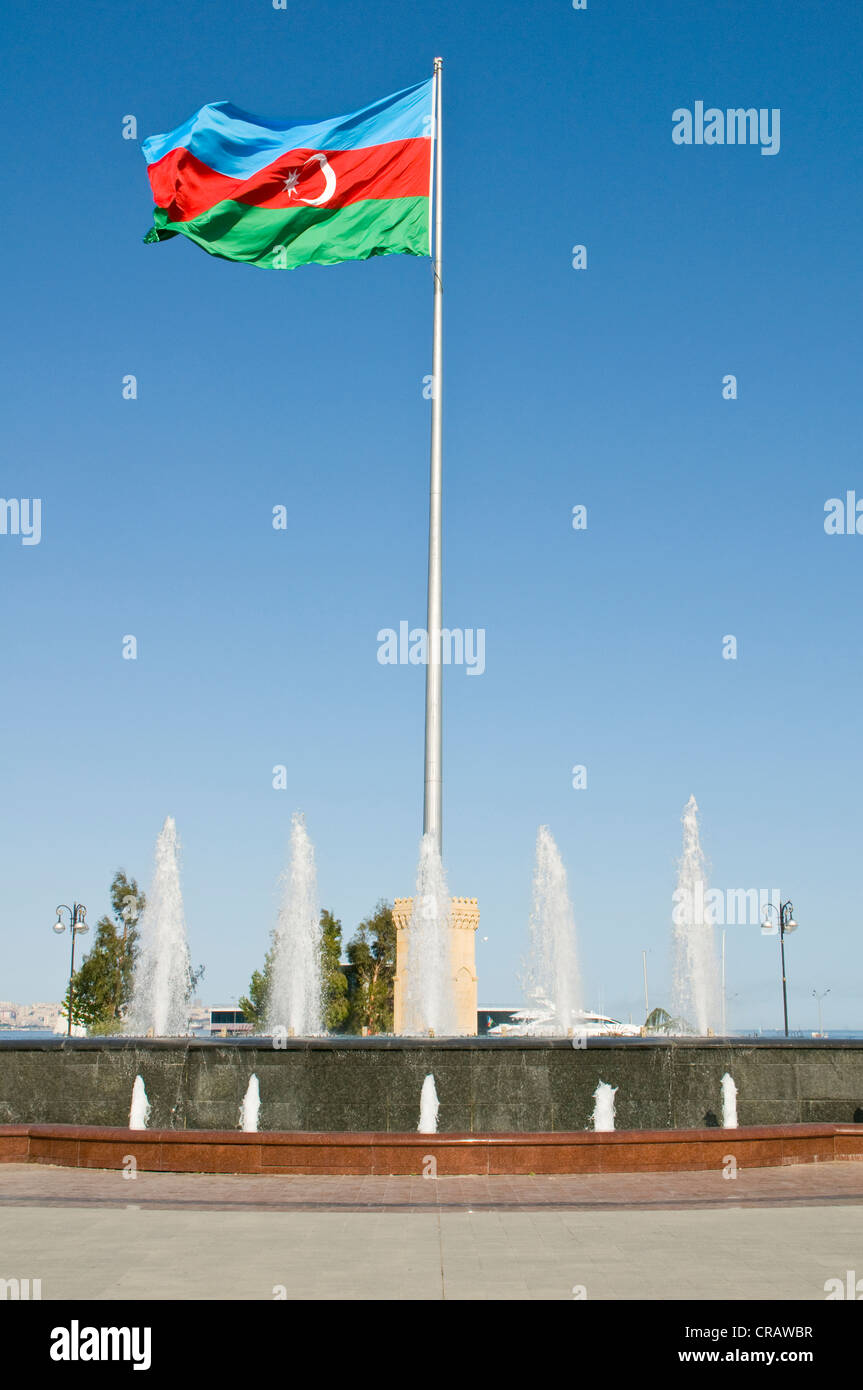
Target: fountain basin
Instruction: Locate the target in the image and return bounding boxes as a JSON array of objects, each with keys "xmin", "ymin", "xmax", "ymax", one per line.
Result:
[
  {"xmin": 1, "ymin": 1037, "xmax": 862, "ymax": 1132},
  {"xmin": 1, "ymin": 1120, "xmax": 861, "ymax": 1175}
]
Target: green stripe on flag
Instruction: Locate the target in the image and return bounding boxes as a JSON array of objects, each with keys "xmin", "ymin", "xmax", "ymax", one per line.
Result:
[{"xmin": 145, "ymin": 195, "xmax": 429, "ymax": 268}]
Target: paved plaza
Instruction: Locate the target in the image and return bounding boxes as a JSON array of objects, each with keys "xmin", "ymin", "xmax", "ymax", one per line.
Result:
[{"xmin": 2, "ymin": 1160, "xmax": 862, "ymax": 1300}]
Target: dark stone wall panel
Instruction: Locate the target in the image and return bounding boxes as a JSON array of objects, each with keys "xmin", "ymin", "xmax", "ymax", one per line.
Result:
[{"xmin": 1, "ymin": 1038, "xmax": 862, "ymax": 1132}]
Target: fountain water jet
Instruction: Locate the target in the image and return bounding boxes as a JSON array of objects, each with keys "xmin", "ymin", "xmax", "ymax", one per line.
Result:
[
  {"xmin": 266, "ymin": 813, "xmax": 323, "ymax": 1036},
  {"xmin": 129, "ymin": 1076, "xmax": 150, "ymax": 1130},
  {"xmin": 240, "ymin": 1075, "xmax": 261, "ymax": 1132},
  {"xmin": 671, "ymin": 796, "xmax": 722, "ymax": 1035},
  {"xmin": 402, "ymin": 835, "xmax": 458, "ymax": 1036},
  {"xmin": 418, "ymin": 1074, "xmax": 440, "ymax": 1134},
  {"xmin": 721, "ymin": 1073, "xmax": 738, "ymax": 1129},
  {"xmin": 592, "ymin": 1081, "xmax": 617, "ymax": 1132},
  {"xmin": 524, "ymin": 826, "xmax": 583, "ymax": 1034},
  {"xmin": 128, "ymin": 817, "xmax": 192, "ymax": 1036}
]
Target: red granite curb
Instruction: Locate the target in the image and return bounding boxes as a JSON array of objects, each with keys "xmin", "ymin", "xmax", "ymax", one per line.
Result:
[{"xmin": 0, "ymin": 1122, "xmax": 861, "ymax": 1175}]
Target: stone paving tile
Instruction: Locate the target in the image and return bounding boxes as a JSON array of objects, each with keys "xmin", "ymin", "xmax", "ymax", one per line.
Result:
[
  {"xmin": 1, "ymin": 1160, "xmax": 862, "ymax": 1211},
  {"xmin": 2, "ymin": 1201, "xmax": 861, "ymax": 1300},
  {"xmin": 2, "ymin": 1163, "xmax": 862, "ymax": 1302}
]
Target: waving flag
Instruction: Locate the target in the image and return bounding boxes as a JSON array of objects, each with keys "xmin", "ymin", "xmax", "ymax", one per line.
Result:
[{"xmin": 142, "ymin": 78, "xmax": 433, "ymax": 269}]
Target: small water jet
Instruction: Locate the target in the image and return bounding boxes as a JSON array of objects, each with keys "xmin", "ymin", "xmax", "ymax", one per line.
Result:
[
  {"xmin": 402, "ymin": 835, "xmax": 458, "ymax": 1036},
  {"xmin": 524, "ymin": 826, "xmax": 583, "ymax": 1034},
  {"xmin": 592, "ymin": 1081, "xmax": 617, "ymax": 1132},
  {"xmin": 129, "ymin": 1076, "xmax": 150, "ymax": 1130},
  {"xmin": 240, "ymin": 1075, "xmax": 261, "ymax": 1132},
  {"xmin": 266, "ymin": 813, "xmax": 323, "ymax": 1037},
  {"xmin": 721, "ymin": 1073, "xmax": 738, "ymax": 1129},
  {"xmin": 127, "ymin": 817, "xmax": 192, "ymax": 1036},
  {"xmin": 418, "ymin": 1073, "xmax": 440, "ymax": 1134},
  {"xmin": 671, "ymin": 796, "xmax": 721, "ymax": 1035}
]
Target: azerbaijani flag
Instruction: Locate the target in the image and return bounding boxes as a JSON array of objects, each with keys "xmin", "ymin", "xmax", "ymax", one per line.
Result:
[{"xmin": 141, "ymin": 78, "xmax": 433, "ymax": 271}]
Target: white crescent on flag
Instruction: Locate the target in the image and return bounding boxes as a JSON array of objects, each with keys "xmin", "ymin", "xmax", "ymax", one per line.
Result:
[{"xmin": 297, "ymin": 152, "xmax": 337, "ymax": 206}]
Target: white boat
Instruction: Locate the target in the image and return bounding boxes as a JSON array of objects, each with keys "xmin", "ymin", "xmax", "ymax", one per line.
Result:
[{"xmin": 486, "ymin": 1004, "xmax": 641, "ymax": 1038}]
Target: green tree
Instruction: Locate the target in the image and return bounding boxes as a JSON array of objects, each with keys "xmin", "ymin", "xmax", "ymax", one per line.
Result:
[
  {"xmin": 238, "ymin": 937, "xmax": 276, "ymax": 1029},
  {"xmin": 65, "ymin": 871, "xmax": 144, "ymax": 1031},
  {"xmin": 345, "ymin": 900, "xmax": 396, "ymax": 1035},
  {"xmin": 644, "ymin": 1006, "xmax": 678, "ymax": 1034},
  {"xmin": 239, "ymin": 909, "xmax": 350, "ymax": 1032},
  {"xmin": 321, "ymin": 909, "xmax": 349, "ymax": 1033}
]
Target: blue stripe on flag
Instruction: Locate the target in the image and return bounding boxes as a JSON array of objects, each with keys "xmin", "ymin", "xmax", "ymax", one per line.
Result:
[{"xmin": 142, "ymin": 78, "xmax": 433, "ymax": 176}]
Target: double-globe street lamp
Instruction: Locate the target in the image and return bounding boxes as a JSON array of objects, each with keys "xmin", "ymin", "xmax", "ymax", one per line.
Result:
[
  {"xmin": 52, "ymin": 903, "xmax": 89, "ymax": 1036},
  {"xmin": 761, "ymin": 898, "xmax": 798, "ymax": 1038}
]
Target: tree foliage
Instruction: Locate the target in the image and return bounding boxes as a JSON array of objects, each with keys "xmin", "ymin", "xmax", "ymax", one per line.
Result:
[
  {"xmin": 644, "ymin": 1006, "xmax": 677, "ymax": 1033},
  {"xmin": 321, "ymin": 909, "xmax": 350, "ymax": 1032},
  {"xmin": 239, "ymin": 909, "xmax": 350, "ymax": 1032},
  {"xmin": 65, "ymin": 871, "xmax": 144, "ymax": 1030},
  {"xmin": 238, "ymin": 943, "xmax": 274, "ymax": 1030},
  {"xmin": 345, "ymin": 900, "xmax": 396, "ymax": 1035}
]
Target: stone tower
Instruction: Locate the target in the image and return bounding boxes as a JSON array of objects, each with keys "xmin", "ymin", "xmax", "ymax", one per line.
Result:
[{"xmin": 392, "ymin": 897, "xmax": 480, "ymax": 1035}]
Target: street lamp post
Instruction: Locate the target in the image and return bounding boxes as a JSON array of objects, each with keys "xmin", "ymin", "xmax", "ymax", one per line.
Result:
[
  {"xmin": 812, "ymin": 987, "xmax": 830, "ymax": 1036},
  {"xmin": 52, "ymin": 904, "xmax": 89, "ymax": 1036},
  {"xmin": 721, "ymin": 929, "xmax": 727, "ymax": 1036},
  {"xmin": 761, "ymin": 898, "xmax": 798, "ymax": 1038}
]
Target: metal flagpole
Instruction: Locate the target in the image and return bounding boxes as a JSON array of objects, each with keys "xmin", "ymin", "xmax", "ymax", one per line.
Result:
[{"xmin": 423, "ymin": 56, "xmax": 444, "ymax": 853}]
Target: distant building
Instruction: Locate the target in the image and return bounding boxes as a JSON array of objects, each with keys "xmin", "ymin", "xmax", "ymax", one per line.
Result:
[
  {"xmin": 6, "ymin": 1002, "xmax": 63, "ymax": 1030},
  {"xmin": 207, "ymin": 1006, "xmax": 253, "ymax": 1038}
]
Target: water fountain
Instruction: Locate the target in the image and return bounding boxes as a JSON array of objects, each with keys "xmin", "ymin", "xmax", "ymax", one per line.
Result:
[
  {"xmin": 418, "ymin": 1073, "xmax": 439, "ymax": 1134},
  {"xmin": 129, "ymin": 1076, "xmax": 150, "ymax": 1130},
  {"xmin": 127, "ymin": 817, "xmax": 192, "ymax": 1036},
  {"xmin": 240, "ymin": 1075, "xmax": 261, "ymax": 1133},
  {"xmin": 721, "ymin": 1073, "xmax": 738, "ymax": 1129},
  {"xmin": 524, "ymin": 826, "xmax": 583, "ymax": 1034},
  {"xmin": 401, "ymin": 834, "xmax": 458, "ymax": 1036},
  {"xmin": 671, "ymin": 796, "xmax": 721, "ymax": 1035},
  {"xmin": 592, "ymin": 1081, "xmax": 617, "ymax": 1132},
  {"xmin": 266, "ymin": 813, "xmax": 323, "ymax": 1037},
  {"xmin": 2, "ymin": 794, "xmax": 859, "ymax": 1172}
]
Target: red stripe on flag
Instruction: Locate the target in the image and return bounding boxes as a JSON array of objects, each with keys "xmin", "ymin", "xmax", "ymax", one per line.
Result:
[{"xmin": 147, "ymin": 137, "xmax": 430, "ymax": 223}]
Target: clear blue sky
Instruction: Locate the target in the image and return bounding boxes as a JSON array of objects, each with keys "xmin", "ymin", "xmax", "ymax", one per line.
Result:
[{"xmin": 3, "ymin": 0, "xmax": 861, "ymax": 1031}]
